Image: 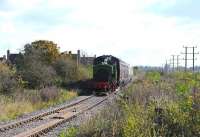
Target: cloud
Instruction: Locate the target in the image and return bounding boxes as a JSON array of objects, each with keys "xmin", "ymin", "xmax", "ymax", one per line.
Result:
[
  {"xmin": 0, "ymin": 0, "xmax": 42, "ymax": 12},
  {"xmin": 148, "ymin": 0, "xmax": 200, "ymax": 20},
  {"xmin": 1, "ymin": 0, "xmax": 200, "ymax": 66}
]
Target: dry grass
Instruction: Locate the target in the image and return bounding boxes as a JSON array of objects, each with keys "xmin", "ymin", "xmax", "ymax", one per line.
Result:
[{"xmin": 0, "ymin": 89, "xmax": 77, "ymax": 121}]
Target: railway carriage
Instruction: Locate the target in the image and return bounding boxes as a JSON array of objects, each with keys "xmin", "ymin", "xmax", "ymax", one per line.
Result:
[{"xmin": 92, "ymin": 55, "xmax": 131, "ymax": 93}]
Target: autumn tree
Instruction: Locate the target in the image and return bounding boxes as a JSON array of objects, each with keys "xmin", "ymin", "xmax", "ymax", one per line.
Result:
[
  {"xmin": 16, "ymin": 40, "xmax": 60, "ymax": 88},
  {"xmin": 16, "ymin": 40, "xmax": 91, "ymax": 89},
  {"xmin": 27, "ymin": 40, "xmax": 60, "ymax": 64}
]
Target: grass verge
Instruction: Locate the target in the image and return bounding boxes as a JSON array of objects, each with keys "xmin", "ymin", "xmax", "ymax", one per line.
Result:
[{"xmin": 0, "ymin": 88, "xmax": 77, "ymax": 121}]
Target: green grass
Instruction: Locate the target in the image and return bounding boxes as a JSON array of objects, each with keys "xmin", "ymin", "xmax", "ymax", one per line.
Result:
[{"xmin": 59, "ymin": 127, "xmax": 78, "ymax": 137}]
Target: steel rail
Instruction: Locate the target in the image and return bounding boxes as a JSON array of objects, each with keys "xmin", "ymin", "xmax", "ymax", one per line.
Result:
[
  {"xmin": 14, "ymin": 96, "xmax": 108, "ymax": 137},
  {"xmin": 0, "ymin": 95, "xmax": 94, "ymax": 132}
]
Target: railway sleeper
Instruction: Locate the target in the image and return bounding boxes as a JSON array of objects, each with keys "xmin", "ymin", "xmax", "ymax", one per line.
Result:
[
  {"xmin": 14, "ymin": 98, "xmax": 107, "ymax": 137},
  {"xmin": 52, "ymin": 116, "xmax": 65, "ymax": 119}
]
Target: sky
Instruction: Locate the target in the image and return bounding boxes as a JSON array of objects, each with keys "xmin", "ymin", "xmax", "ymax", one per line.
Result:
[{"xmin": 0, "ymin": 0, "xmax": 200, "ymax": 66}]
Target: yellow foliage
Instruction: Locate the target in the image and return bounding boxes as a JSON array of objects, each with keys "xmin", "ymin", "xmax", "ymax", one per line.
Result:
[
  {"xmin": 31, "ymin": 40, "xmax": 60, "ymax": 63},
  {"xmin": 0, "ymin": 63, "xmax": 11, "ymax": 74}
]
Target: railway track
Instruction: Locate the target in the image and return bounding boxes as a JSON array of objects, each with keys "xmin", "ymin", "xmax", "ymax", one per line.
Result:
[{"xmin": 0, "ymin": 95, "xmax": 109, "ymax": 137}]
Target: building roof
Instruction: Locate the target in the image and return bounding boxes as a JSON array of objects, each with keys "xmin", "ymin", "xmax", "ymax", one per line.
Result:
[{"xmin": 8, "ymin": 54, "xmax": 20, "ymax": 64}]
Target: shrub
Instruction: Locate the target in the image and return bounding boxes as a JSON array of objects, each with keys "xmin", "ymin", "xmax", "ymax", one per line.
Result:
[
  {"xmin": 40, "ymin": 86, "xmax": 59, "ymax": 102},
  {"xmin": 59, "ymin": 127, "xmax": 78, "ymax": 137},
  {"xmin": 75, "ymin": 101, "xmax": 124, "ymax": 137},
  {"xmin": 53, "ymin": 57, "xmax": 77, "ymax": 84},
  {"xmin": 16, "ymin": 42, "xmax": 60, "ymax": 89},
  {"xmin": 146, "ymin": 71, "xmax": 161, "ymax": 82},
  {"xmin": 70, "ymin": 72, "xmax": 200, "ymax": 137},
  {"xmin": 53, "ymin": 57, "xmax": 91, "ymax": 86},
  {"xmin": 0, "ymin": 63, "xmax": 20, "ymax": 94},
  {"xmin": 19, "ymin": 60, "xmax": 58, "ymax": 88}
]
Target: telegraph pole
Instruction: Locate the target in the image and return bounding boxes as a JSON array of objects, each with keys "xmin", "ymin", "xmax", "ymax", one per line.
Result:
[
  {"xmin": 193, "ymin": 47, "xmax": 195, "ymax": 71},
  {"xmin": 171, "ymin": 55, "xmax": 175, "ymax": 72},
  {"xmin": 181, "ymin": 46, "xmax": 199, "ymax": 72},
  {"xmin": 164, "ymin": 60, "xmax": 169, "ymax": 73},
  {"xmin": 177, "ymin": 55, "xmax": 180, "ymax": 71},
  {"xmin": 170, "ymin": 55, "xmax": 180, "ymax": 72},
  {"xmin": 181, "ymin": 47, "xmax": 188, "ymax": 72},
  {"xmin": 185, "ymin": 47, "xmax": 187, "ymax": 72},
  {"xmin": 168, "ymin": 59, "xmax": 172, "ymax": 72},
  {"xmin": 192, "ymin": 47, "xmax": 199, "ymax": 72}
]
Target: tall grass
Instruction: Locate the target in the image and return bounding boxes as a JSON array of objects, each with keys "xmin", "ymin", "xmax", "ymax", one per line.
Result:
[{"xmin": 0, "ymin": 88, "xmax": 77, "ymax": 121}]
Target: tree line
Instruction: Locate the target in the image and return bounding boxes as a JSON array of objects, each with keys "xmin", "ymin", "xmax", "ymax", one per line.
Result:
[{"xmin": 0, "ymin": 40, "xmax": 92, "ymax": 94}]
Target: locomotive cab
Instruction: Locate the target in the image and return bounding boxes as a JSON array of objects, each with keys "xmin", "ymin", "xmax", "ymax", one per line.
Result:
[{"xmin": 94, "ymin": 64, "xmax": 117, "ymax": 81}]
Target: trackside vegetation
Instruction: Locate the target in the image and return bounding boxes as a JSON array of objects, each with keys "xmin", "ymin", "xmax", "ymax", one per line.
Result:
[
  {"xmin": 0, "ymin": 89, "xmax": 77, "ymax": 121},
  {"xmin": 0, "ymin": 40, "xmax": 92, "ymax": 121},
  {"xmin": 59, "ymin": 71, "xmax": 200, "ymax": 137}
]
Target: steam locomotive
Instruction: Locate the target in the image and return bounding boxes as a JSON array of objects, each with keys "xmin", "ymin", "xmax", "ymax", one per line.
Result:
[{"xmin": 92, "ymin": 55, "xmax": 132, "ymax": 93}]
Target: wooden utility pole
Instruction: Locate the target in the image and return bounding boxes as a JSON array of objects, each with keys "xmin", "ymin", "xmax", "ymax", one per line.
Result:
[
  {"xmin": 164, "ymin": 60, "xmax": 169, "ymax": 73},
  {"xmin": 171, "ymin": 55, "xmax": 175, "ymax": 72},
  {"xmin": 193, "ymin": 47, "xmax": 195, "ymax": 72},
  {"xmin": 177, "ymin": 55, "xmax": 180, "ymax": 71},
  {"xmin": 170, "ymin": 55, "xmax": 180, "ymax": 72},
  {"xmin": 181, "ymin": 46, "xmax": 199, "ymax": 72},
  {"xmin": 192, "ymin": 47, "xmax": 199, "ymax": 72},
  {"xmin": 181, "ymin": 47, "xmax": 188, "ymax": 72}
]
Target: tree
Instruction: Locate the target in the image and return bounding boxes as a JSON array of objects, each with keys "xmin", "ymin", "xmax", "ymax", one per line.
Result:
[
  {"xmin": 53, "ymin": 56, "xmax": 92, "ymax": 86},
  {"xmin": 31, "ymin": 40, "xmax": 60, "ymax": 64},
  {"xmin": 53, "ymin": 57, "xmax": 78, "ymax": 85},
  {"xmin": 16, "ymin": 40, "xmax": 90, "ymax": 89},
  {"xmin": 16, "ymin": 40, "xmax": 60, "ymax": 89},
  {"xmin": 19, "ymin": 60, "xmax": 57, "ymax": 88}
]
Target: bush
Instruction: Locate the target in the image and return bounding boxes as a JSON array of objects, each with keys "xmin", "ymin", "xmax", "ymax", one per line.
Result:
[
  {"xmin": 69, "ymin": 72, "xmax": 200, "ymax": 137},
  {"xmin": 146, "ymin": 71, "xmax": 161, "ymax": 82},
  {"xmin": 16, "ymin": 42, "xmax": 60, "ymax": 89},
  {"xmin": 0, "ymin": 63, "xmax": 20, "ymax": 94},
  {"xmin": 16, "ymin": 40, "xmax": 92, "ymax": 89},
  {"xmin": 40, "ymin": 86, "xmax": 59, "ymax": 102},
  {"xmin": 53, "ymin": 57, "xmax": 91, "ymax": 86},
  {"xmin": 18, "ymin": 60, "xmax": 58, "ymax": 88},
  {"xmin": 59, "ymin": 127, "xmax": 78, "ymax": 137}
]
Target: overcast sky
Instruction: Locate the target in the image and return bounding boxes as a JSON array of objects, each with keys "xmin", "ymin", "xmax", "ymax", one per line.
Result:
[{"xmin": 0, "ymin": 0, "xmax": 200, "ymax": 66}]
